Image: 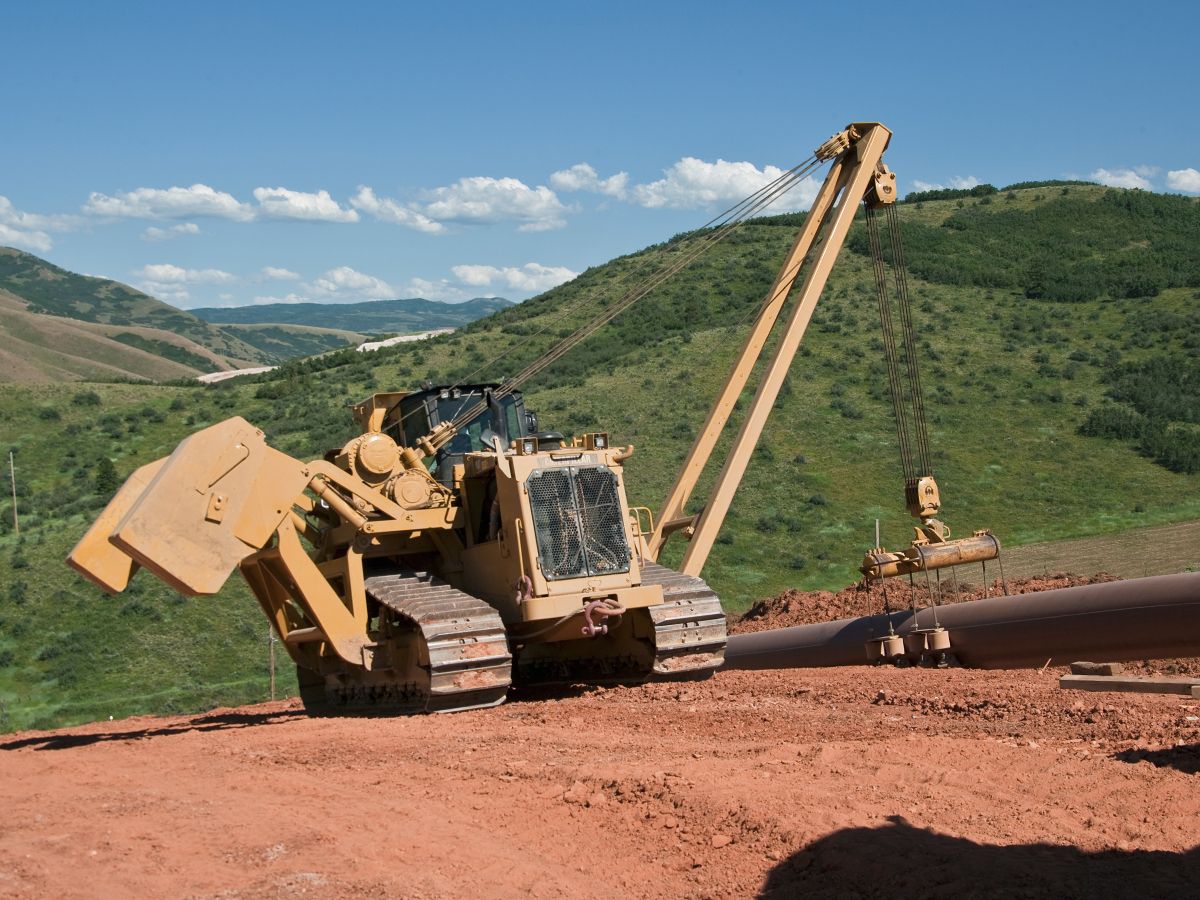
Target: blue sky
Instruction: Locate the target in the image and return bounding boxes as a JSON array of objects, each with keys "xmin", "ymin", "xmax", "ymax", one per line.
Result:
[{"xmin": 1, "ymin": 0, "xmax": 1195, "ymax": 310}]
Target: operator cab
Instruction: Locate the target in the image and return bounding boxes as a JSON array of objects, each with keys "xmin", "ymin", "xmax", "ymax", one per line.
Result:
[{"xmin": 386, "ymin": 383, "xmax": 538, "ymax": 487}]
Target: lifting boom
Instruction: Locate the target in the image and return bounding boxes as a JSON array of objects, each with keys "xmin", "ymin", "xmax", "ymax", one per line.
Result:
[{"xmin": 649, "ymin": 122, "xmax": 998, "ymax": 585}]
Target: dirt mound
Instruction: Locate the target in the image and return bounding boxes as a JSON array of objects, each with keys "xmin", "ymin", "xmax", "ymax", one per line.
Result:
[{"xmin": 732, "ymin": 572, "xmax": 1119, "ymax": 635}]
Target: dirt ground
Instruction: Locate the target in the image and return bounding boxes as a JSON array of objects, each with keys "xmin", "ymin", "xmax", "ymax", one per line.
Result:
[{"xmin": 3, "ymin": 579, "xmax": 1200, "ymax": 899}]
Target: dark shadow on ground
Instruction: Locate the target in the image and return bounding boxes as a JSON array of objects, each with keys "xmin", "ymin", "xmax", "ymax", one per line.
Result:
[
  {"xmin": 1115, "ymin": 742, "xmax": 1200, "ymax": 775},
  {"xmin": 0, "ymin": 708, "xmax": 307, "ymax": 752},
  {"xmin": 759, "ymin": 816, "xmax": 1200, "ymax": 899}
]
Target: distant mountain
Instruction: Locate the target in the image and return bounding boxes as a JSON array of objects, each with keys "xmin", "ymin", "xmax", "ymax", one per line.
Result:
[
  {"xmin": 0, "ymin": 248, "xmax": 367, "ymax": 381},
  {"xmin": 190, "ymin": 296, "xmax": 514, "ymax": 332}
]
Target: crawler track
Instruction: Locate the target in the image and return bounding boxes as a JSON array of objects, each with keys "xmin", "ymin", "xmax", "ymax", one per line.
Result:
[
  {"xmin": 641, "ymin": 562, "xmax": 728, "ymax": 677},
  {"xmin": 302, "ymin": 565, "xmax": 724, "ymax": 710},
  {"xmin": 300, "ymin": 571, "xmax": 512, "ymax": 714}
]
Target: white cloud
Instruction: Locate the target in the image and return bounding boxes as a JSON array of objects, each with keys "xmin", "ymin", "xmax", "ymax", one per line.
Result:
[
  {"xmin": 85, "ymin": 184, "xmax": 255, "ymax": 221},
  {"xmin": 911, "ymin": 175, "xmax": 982, "ymax": 192},
  {"xmin": 399, "ymin": 277, "xmax": 472, "ymax": 303},
  {"xmin": 134, "ymin": 263, "xmax": 235, "ymax": 284},
  {"xmin": 452, "ymin": 262, "xmax": 578, "ymax": 293},
  {"xmin": 1167, "ymin": 167, "xmax": 1200, "ymax": 193},
  {"xmin": 141, "ymin": 223, "xmax": 200, "ymax": 241},
  {"xmin": 0, "ymin": 196, "xmax": 79, "ymax": 252},
  {"xmin": 261, "ymin": 266, "xmax": 300, "ymax": 281},
  {"xmin": 349, "ymin": 186, "xmax": 444, "ymax": 233},
  {"xmin": 252, "ymin": 187, "xmax": 358, "ymax": 223},
  {"xmin": 0, "ymin": 221, "xmax": 53, "ymax": 253},
  {"xmin": 1090, "ymin": 167, "xmax": 1153, "ymax": 190},
  {"xmin": 143, "ymin": 284, "xmax": 191, "ymax": 303},
  {"xmin": 418, "ymin": 176, "xmax": 569, "ymax": 232},
  {"xmin": 550, "ymin": 163, "xmax": 629, "ymax": 198},
  {"xmin": 311, "ymin": 266, "xmax": 396, "ymax": 300},
  {"xmin": 356, "ymin": 177, "xmax": 573, "ymax": 233},
  {"xmin": 132, "ymin": 263, "xmax": 234, "ymax": 306},
  {"xmin": 630, "ymin": 158, "xmax": 817, "ymax": 212}
]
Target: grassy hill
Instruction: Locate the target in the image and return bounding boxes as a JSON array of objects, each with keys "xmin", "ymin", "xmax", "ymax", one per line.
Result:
[
  {"xmin": 0, "ymin": 249, "xmax": 369, "ymax": 380},
  {"xmin": 2, "ymin": 181, "xmax": 1199, "ymax": 731},
  {"xmin": 191, "ymin": 296, "xmax": 513, "ymax": 332}
]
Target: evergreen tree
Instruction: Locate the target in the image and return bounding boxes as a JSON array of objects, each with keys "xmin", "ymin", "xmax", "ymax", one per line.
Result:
[{"xmin": 94, "ymin": 457, "xmax": 120, "ymax": 496}]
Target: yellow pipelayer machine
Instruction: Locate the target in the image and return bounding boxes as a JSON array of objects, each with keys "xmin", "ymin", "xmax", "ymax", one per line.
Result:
[{"xmin": 69, "ymin": 122, "xmax": 997, "ymax": 713}]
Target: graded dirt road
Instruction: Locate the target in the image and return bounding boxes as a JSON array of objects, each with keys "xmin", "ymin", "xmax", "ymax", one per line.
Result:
[{"xmin": 3, "ymin": 662, "xmax": 1199, "ymax": 899}]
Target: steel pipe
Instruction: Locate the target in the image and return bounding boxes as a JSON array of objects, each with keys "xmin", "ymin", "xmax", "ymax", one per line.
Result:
[{"xmin": 723, "ymin": 572, "xmax": 1200, "ymax": 670}]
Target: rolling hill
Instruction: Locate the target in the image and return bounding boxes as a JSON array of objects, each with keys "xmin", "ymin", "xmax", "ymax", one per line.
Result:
[{"xmin": 2, "ymin": 181, "xmax": 1199, "ymax": 732}]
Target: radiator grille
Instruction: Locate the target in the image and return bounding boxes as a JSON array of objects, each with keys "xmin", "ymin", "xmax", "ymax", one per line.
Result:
[{"xmin": 527, "ymin": 466, "xmax": 631, "ymax": 581}]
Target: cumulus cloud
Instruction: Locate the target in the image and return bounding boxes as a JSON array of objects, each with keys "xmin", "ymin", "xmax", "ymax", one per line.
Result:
[
  {"xmin": 261, "ymin": 266, "xmax": 300, "ymax": 281},
  {"xmin": 452, "ymin": 262, "xmax": 578, "ymax": 293},
  {"xmin": 0, "ymin": 221, "xmax": 52, "ymax": 253},
  {"xmin": 85, "ymin": 184, "xmax": 255, "ymax": 221},
  {"xmin": 134, "ymin": 264, "xmax": 236, "ymax": 304},
  {"xmin": 911, "ymin": 175, "xmax": 982, "ymax": 192},
  {"xmin": 252, "ymin": 187, "xmax": 358, "ymax": 223},
  {"xmin": 354, "ymin": 177, "xmax": 570, "ymax": 233},
  {"xmin": 310, "ymin": 266, "xmax": 396, "ymax": 300},
  {"xmin": 1090, "ymin": 167, "xmax": 1154, "ymax": 190},
  {"xmin": 0, "ymin": 196, "xmax": 80, "ymax": 252},
  {"xmin": 142, "ymin": 284, "xmax": 191, "ymax": 303},
  {"xmin": 1167, "ymin": 168, "xmax": 1200, "ymax": 193},
  {"xmin": 134, "ymin": 263, "xmax": 235, "ymax": 284},
  {"xmin": 399, "ymin": 276, "xmax": 473, "ymax": 303},
  {"xmin": 549, "ymin": 163, "xmax": 629, "ymax": 198},
  {"xmin": 141, "ymin": 223, "xmax": 200, "ymax": 241},
  {"xmin": 419, "ymin": 176, "xmax": 569, "ymax": 232},
  {"xmin": 349, "ymin": 186, "xmax": 445, "ymax": 233},
  {"xmin": 630, "ymin": 158, "xmax": 818, "ymax": 212}
]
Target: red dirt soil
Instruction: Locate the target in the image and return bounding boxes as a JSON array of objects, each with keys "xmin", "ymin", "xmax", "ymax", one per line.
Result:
[{"xmin": 3, "ymin": 578, "xmax": 1199, "ymax": 898}]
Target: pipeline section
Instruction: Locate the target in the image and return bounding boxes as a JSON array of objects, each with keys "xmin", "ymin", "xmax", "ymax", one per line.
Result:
[{"xmin": 723, "ymin": 572, "xmax": 1200, "ymax": 671}]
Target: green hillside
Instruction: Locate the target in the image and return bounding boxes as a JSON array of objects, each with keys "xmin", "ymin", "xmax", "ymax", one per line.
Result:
[
  {"xmin": 2, "ymin": 182, "xmax": 1199, "ymax": 732},
  {"xmin": 190, "ymin": 296, "xmax": 513, "ymax": 332}
]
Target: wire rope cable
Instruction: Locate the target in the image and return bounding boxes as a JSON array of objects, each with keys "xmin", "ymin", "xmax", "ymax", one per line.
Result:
[{"xmin": 437, "ymin": 157, "xmax": 828, "ymax": 439}]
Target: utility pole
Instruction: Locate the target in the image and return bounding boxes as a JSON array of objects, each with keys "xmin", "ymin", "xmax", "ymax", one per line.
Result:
[
  {"xmin": 268, "ymin": 627, "xmax": 277, "ymax": 700},
  {"xmin": 8, "ymin": 451, "xmax": 17, "ymax": 535}
]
